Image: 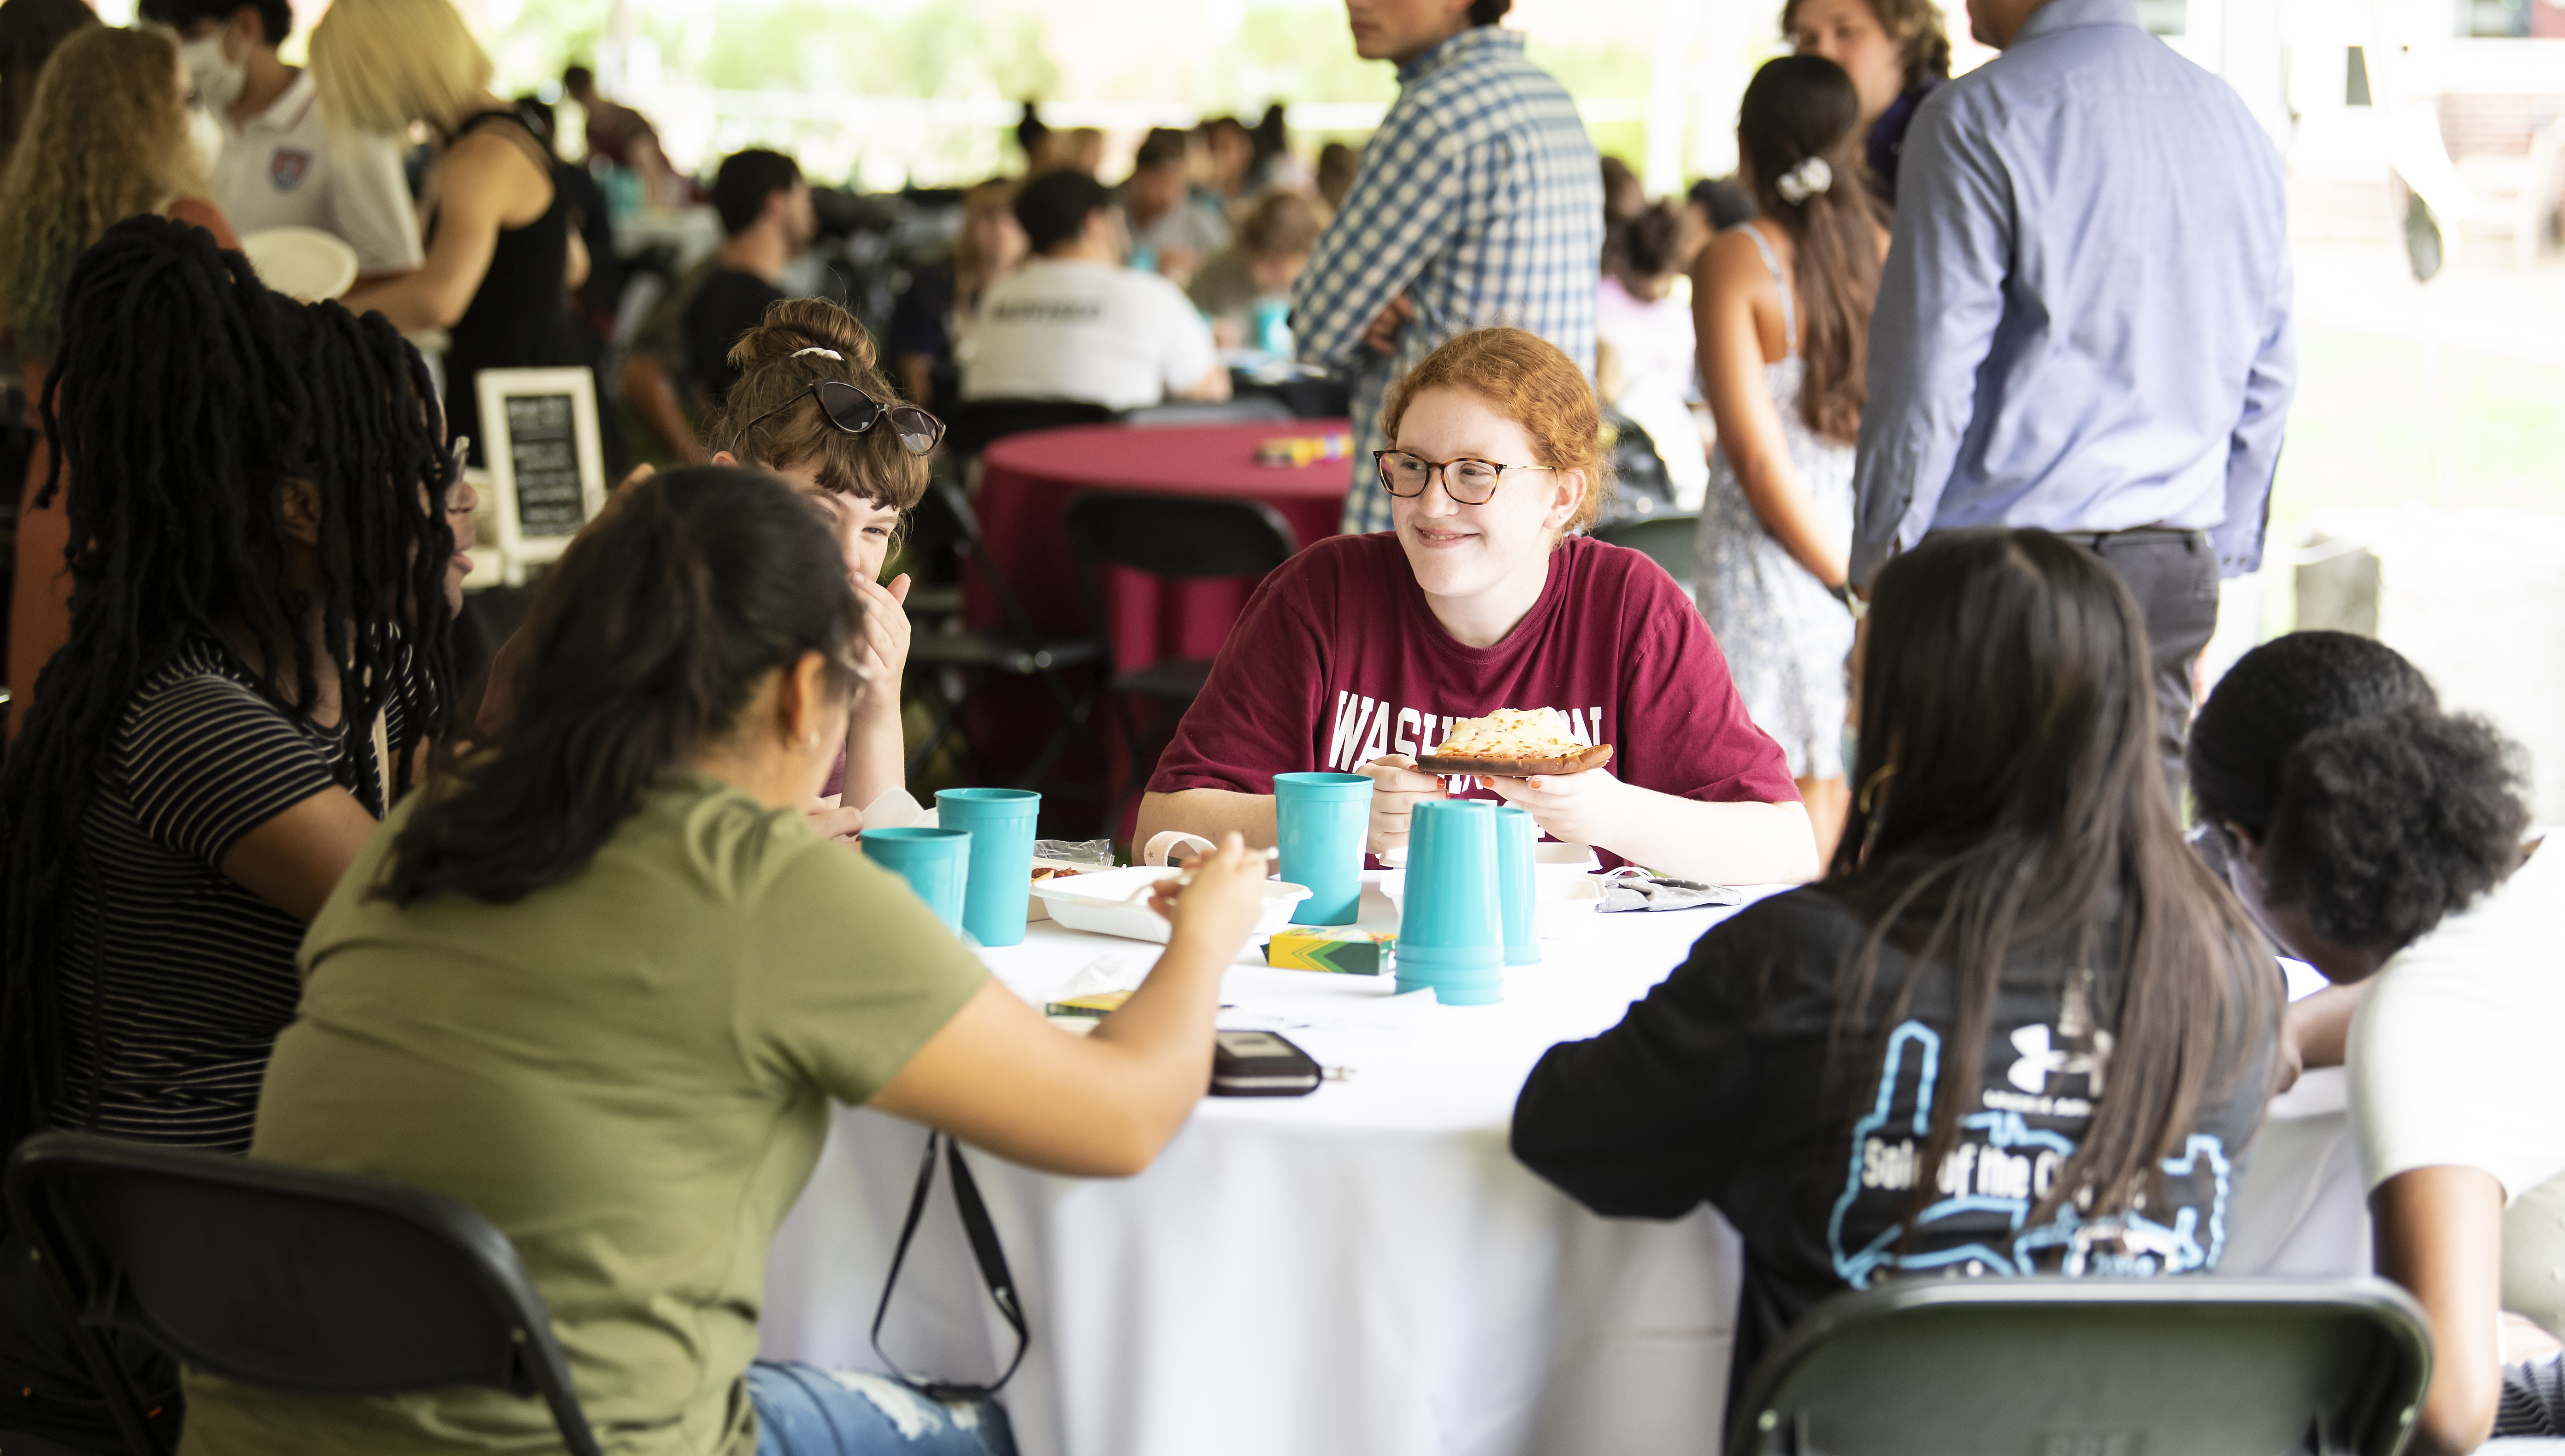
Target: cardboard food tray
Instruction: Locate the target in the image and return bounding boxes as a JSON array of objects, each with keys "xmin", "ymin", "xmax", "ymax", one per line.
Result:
[
  {"xmin": 1414, "ymin": 743, "xmax": 1614, "ymax": 777},
  {"xmin": 1026, "ymin": 858, "xmax": 1103, "ymax": 922}
]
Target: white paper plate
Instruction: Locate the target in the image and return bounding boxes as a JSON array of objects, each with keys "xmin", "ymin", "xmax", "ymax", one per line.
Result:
[
  {"xmin": 238, "ymin": 225, "xmax": 360, "ymax": 302},
  {"xmin": 1031, "ymin": 865, "xmax": 1312, "ymax": 944}
]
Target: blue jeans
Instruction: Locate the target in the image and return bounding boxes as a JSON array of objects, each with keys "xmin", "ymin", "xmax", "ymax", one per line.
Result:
[{"xmin": 748, "ymin": 1360, "xmax": 1016, "ymax": 1456}]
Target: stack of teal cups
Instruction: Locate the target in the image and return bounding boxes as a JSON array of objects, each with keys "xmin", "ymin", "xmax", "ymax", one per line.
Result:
[
  {"xmin": 1274, "ymin": 771, "xmax": 1372, "ymax": 925},
  {"xmin": 934, "ymin": 788, "xmax": 1041, "ymax": 947},
  {"xmin": 1494, "ymin": 805, "xmax": 1540, "ymax": 966},
  {"xmin": 861, "ymin": 827, "xmax": 972, "ymax": 932},
  {"xmin": 1394, "ymin": 799, "xmax": 1504, "ymax": 1005}
]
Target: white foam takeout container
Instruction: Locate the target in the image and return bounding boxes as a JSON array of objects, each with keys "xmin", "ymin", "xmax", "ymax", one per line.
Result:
[
  {"xmin": 1379, "ymin": 863, "xmax": 1606, "ymax": 940},
  {"xmin": 1030, "ymin": 865, "xmax": 1313, "ymax": 944}
]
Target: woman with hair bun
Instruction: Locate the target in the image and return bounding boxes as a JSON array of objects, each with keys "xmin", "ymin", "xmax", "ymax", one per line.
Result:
[
  {"xmin": 1140, "ymin": 326, "xmax": 1812, "ymax": 885},
  {"xmin": 2190, "ymin": 631, "xmax": 2553, "ymax": 1456},
  {"xmin": 707, "ymin": 297, "xmax": 939, "ymax": 828},
  {"xmin": 1690, "ymin": 54, "xmax": 1888, "ymax": 862},
  {"xmin": 478, "ymin": 297, "xmax": 932, "ymax": 837}
]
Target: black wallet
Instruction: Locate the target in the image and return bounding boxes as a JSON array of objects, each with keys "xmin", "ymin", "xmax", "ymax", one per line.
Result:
[{"xmin": 1209, "ymin": 1030, "xmax": 1322, "ymax": 1096}]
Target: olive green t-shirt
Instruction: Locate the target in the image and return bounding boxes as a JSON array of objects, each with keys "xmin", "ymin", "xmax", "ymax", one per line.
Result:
[{"xmin": 180, "ymin": 770, "xmax": 988, "ymax": 1456}]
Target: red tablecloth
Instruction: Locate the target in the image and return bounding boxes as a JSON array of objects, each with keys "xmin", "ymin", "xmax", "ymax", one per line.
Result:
[
  {"xmin": 968, "ymin": 419, "xmax": 1351, "ymax": 666},
  {"xmin": 955, "ymin": 420, "xmax": 1350, "ymax": 827}
]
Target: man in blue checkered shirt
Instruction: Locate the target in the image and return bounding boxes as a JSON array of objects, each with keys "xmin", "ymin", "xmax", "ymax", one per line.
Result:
[{"xmin": 1292, "ymin": 0, "xmax": 1604, "ymax": 535}]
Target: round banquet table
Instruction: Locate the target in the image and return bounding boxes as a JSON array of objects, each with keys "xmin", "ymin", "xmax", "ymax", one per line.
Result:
[
  {"xmin": 969, "ymin": 418, "xmax": 1353, "ymax": 670},
  {"xmin": 765, "ymin": 874, "xmax": 1749, "ymax": 1456},
  {"xmin": 760, "ymin": 883, "xmax": 2372, "ymax": 1456}
]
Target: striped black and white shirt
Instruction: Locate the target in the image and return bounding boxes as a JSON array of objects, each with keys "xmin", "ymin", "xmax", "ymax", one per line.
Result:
[{"xmin": 52, "ymin": 636, "xmax": 414, "ymax": 1153}]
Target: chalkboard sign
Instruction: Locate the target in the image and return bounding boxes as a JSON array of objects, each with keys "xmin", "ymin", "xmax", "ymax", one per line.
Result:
[
  {"xmin": 474, "ymin": 366, "xmax": 607, "ymax": 582},
  {"xmin": 504, "ymin": 392, "xmax": 584, "ymax": 535}
]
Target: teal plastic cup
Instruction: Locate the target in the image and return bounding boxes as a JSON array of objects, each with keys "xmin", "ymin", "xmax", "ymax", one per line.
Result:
[
  {"xmin": 1395, "ymin": 799, "xmax": 1504, "ymax": 1005},
  {"xmin": 861, "ymin": 827, "xmax": 972, "ymax": 932},
  {"xmin": 935, "ymin": 788, "xmax": 1041, "ymax": 947},
  {"xmin": 1494, "ymin": 805, "xmax": 1539, "ymax": 966},
  {"xmin": 1274, "ymin": 771, "xmax": 1372, "ymax": 925}
]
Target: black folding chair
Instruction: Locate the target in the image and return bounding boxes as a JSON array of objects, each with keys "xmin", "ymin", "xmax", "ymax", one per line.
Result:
[
  {"xmin": 1062, "ymin": 489, "xmax": 1297, "ymax": 835},
  {"xmin": 3, "ymin": 1132, "xmax": 603, "ymax": 1456},
  {"xmin": 947, "ymin": 398, "xmax": 1120, "ymax": 460},
  {"xmin": 902, "ymin": 478, "xmax": 1104, "ymax": 788},
  {"xmin": 1592, "ymin": 510, "xmax": 1703, "ymax": 604},
  {"xmin": 1592, "ymin": 407, "xmax": 1682, "ymax": 529},
  {"xmin": 1726, "ymin": 1277, "xmax": 2432, "ymax": 1456}
]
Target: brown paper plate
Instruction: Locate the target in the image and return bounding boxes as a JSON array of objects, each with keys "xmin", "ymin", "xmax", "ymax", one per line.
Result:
[{"xmin": 1414, "ymin": 743, "xmax": 1614, "ymax": 778}]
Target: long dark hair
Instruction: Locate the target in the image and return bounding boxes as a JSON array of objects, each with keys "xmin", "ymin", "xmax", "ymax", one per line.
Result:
[
  {"xmin": 1738, "ymin": 53, "xmax": 1882, "ymax": 444},
  {"xmin": 2189, "ymin": 631, "xmax": 2528, "ymax": 951},
  {"xmin": 1828, "ymin": 530, "xmax": 2275, "ymax": 1228},
  {"xmin": 376, "ymin": 466, "xmax": 863, "ymax": 907},
  {"xmin": 0, "ymin": 215, "xmax": 455, "ymax": 1150}
]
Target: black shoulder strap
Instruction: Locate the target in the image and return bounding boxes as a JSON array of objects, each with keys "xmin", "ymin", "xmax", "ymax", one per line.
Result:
[{"xmin": 869, "ymin": 1131, "xmax": 1029, "ymax": 1400}]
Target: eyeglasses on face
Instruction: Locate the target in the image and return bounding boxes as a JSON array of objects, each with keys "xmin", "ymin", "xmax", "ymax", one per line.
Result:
[
  {"xmin": 733, "ymin": 380, "xmax": 946, "ymax": 458},
  {"xmin": 1372, "ymin": 449, "xmax": 1554, "ymax": 505}
]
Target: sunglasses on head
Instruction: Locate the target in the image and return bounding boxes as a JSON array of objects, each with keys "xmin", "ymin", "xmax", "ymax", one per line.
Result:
[{"xmin": 731, "ymin": 371, "xmax": 945, "ymax": 459}]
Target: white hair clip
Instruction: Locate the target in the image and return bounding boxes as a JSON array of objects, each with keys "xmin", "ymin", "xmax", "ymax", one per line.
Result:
[
  {"xmin": 791, "ymin": 346, "xmax": 845, "ymax": 362},
  {"xmin": 1775, "ymin": 156, "xmax": 1834, "ymax": 206}
]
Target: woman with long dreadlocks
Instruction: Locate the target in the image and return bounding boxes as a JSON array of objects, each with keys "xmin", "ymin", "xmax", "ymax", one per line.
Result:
[{"xmin": 0, "ymin": 214, "xmax": 459, "ymax": 1446}]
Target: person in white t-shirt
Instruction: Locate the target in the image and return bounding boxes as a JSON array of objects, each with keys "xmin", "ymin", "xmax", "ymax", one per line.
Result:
[
  {"xmin": 2189, "ymin": 631, "xmax": 2553, "ymax": 1456},
  {"xmin": 961, "ymin": 168, "xmax": 1228, "ymax": 413},
  {"xmin": 143, "ymin": 0, "xmax": 424, "ymax": 278}
]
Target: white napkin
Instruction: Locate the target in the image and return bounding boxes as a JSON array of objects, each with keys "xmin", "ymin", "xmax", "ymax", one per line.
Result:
[{"xmin": 860, "ymin": 789, "xmax": 936, "ymax": 830}]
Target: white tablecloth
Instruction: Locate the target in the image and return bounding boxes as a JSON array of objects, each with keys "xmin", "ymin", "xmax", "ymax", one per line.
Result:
[
  {"xmin": 765, "ymin": 874, "xmax": 1755, "ymax": 1456},
  {"xmin": 761, "ymin": 877, "xmax": 2376, "ymax": 1456}
]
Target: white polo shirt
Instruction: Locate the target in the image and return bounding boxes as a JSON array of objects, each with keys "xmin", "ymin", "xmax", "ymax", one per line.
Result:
[
  {"xmin": 961, "ymin": 257, "xmax": 1217, "ymax": 412},
  {"xmin": 207, "ymin": 70, "xmax": 424, "ymax": 276}
]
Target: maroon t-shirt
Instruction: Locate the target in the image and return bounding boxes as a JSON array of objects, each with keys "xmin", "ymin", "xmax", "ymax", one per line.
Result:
[{"xmin": 1147, "ymin": 533, "xmax": 1798, "ymax": 846}]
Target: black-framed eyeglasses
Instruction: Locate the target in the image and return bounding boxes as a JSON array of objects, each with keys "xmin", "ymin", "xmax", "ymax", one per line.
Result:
[
  {"xmin": 1373, "ymin": 449, "xmax": 1555, "ymax": 505},
  {"xmin": 733, "ymin": 380, "xmax": 945, "ymax": 458}
]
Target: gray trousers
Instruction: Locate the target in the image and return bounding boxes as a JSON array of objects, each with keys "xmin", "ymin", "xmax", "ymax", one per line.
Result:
[{"xmin": 2057, "ymin": 528, "xmax": 2221, "ymax": 805}]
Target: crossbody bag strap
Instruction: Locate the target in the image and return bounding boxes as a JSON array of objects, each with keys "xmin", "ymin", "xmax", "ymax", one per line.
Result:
[{"xmin": 869, "ymin": 1131, "xmax": 1030, "ymax": 1400}]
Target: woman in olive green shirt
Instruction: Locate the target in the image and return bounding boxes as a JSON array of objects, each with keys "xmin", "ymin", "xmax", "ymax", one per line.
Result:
[{"xmin": 180, "ymin": 466, "xmax": 1269, "ymax": 1456}]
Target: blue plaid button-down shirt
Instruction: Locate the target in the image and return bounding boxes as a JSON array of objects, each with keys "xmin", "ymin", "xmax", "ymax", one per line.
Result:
[{"xmin": 1292, "ymin": 26, "xmax": 1603, "ymax": 535}]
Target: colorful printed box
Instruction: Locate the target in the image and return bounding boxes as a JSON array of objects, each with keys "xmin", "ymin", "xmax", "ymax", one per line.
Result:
[{"xmin": 1263, "ymin": 928, "xmax": 1396, "ymax": 975}]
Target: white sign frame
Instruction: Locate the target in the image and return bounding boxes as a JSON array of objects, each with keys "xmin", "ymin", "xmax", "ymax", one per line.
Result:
[{"xmin": 473, "ymin": 366, "xmax": 608, "ymax": 584}]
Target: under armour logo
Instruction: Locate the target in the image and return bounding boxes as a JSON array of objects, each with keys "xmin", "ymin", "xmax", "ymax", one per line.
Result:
[{"xmin": 2008, "ymin": 1023, "xmax": 2111, "ymax": 1095}]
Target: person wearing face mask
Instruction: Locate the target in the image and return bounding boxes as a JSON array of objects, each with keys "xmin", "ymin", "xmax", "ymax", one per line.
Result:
[
  {"xmin": 1137, "ymin": 327, "xmax": 1815, "ymax": 886},
  {"xmin": 141, "ymin": 0, "xmax": 424, "ymax": 280}
]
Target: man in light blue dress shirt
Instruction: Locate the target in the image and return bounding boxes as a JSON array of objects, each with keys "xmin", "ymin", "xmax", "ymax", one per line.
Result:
[
  {"xmin": 1850, "ymin": 0, "xmax": 2295, "ymax": 788},
  {"xmin": 1293, "ymin": 0, "xmax": 1603, "ymax": 535}
]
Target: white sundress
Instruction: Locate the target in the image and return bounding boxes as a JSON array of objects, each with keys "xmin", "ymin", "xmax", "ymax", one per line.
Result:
[{"xmin": 1693, "ymin": 223, "xmax": 1857, "ymax": 782}]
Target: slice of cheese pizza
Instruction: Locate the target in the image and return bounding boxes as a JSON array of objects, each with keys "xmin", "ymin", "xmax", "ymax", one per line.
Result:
[{"xmin": 1415, "ymin": 707, "xmax": 1615, "ymax": 777}]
